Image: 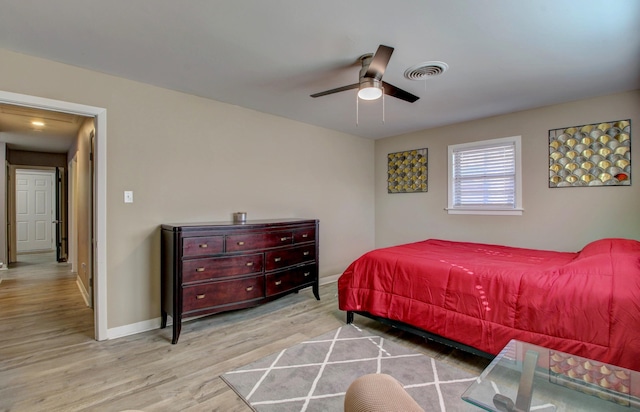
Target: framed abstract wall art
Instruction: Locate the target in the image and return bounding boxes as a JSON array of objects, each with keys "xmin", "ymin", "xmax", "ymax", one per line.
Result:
[
  {"xmin": 387, "ymin": 148, "xmax": 428, "ymax": 193},
  {"xmin": 549, "ymin": 119, "xmax": 631, "ymax": 187}
]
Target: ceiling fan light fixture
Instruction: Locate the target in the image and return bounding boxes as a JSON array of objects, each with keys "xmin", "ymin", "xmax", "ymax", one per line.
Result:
[
  {"xmin": 358, "ymin": 87, "xmax": 382, "ymax": 100},
  {"xmin": 358, "ymin": 78, "xmax": 382, "ymax": 100}
]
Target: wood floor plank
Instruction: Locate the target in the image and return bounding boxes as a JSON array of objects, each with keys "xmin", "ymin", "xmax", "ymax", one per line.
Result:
[{"xmin": 0, "ymin": 252, "xmax": 490, "ymax": 411}]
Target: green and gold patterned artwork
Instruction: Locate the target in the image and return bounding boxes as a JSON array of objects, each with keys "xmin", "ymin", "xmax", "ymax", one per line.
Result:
[
  {"xmin": 387, "ymin": 148, "xmax": 428, "ymax": 193},
  {"xmin": 549, "ymin": 120, "xmax": 631, "ymax": 188}
]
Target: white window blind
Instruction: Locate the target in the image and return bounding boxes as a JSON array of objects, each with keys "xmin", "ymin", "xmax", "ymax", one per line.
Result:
[
  {"xmin": 447, "ymin": 136, "xmax": 522, "ymax": 215},
  {"xmin": 453, "ymin": 142, "xmax": 515, "ymax": 207}
]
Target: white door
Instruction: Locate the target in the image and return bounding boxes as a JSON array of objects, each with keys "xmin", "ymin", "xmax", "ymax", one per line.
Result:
[{"xmin": 16, "ymin": 170, "xmax": 55, "ymax": 252}]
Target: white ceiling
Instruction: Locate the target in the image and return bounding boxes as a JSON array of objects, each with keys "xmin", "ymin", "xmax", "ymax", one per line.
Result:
[{"xmin": 0, "ymin": 0, "xmax": 639, "ymax": 147}]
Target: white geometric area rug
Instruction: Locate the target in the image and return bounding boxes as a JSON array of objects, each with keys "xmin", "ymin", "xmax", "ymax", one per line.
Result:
[{"xmin": 221, "ymin": 324, "xmax": 477, "ymax": 412}]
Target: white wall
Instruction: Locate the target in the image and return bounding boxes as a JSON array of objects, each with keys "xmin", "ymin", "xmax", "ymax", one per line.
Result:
[
  {"xmin": 375, "ymin": 90, "xmax": 640, "ymax": 252},
  {"xmin": 0, "ymin": 48, "xmax": 375, "ymax": 330}
]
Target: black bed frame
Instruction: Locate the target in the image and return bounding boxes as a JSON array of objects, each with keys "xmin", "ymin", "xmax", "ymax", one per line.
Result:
[{"xmin": 346, "ymin": 310, "xmax": 494, "ymax": 360}]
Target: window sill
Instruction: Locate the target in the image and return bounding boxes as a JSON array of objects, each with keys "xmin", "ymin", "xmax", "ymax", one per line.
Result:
[{"xmin": 445, "ymin": 208, "xmax": 524, "ymax": 216}]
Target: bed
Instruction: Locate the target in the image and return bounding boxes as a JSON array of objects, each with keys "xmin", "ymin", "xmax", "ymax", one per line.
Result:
[{"xmin": 338, "ymin": 238, "xmax": 640, "ymax": 371}]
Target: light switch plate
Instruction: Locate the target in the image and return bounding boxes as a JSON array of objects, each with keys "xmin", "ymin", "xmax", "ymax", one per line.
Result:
[{"xmin": 124, "ymin": 190, "xmax": 134, "ymax": 203}]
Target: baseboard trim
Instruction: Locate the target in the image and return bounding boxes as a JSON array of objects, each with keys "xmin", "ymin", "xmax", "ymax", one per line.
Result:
[
  {"xmin": 320, "ymin": 273, "xmax": 340, "ymax": 285},
  {"xmin": 75, "ymin": 274, "xmax": 90, "ymax": 307},
  {"xmin": 108, "ymin": 317, "xmax": 163, "ymax": 340}
]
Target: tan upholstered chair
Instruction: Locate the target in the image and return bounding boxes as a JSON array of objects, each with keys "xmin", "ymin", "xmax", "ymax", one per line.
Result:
[{"xmin": 344, "ymin": 373, "xmax": 425, "ymax": 412}]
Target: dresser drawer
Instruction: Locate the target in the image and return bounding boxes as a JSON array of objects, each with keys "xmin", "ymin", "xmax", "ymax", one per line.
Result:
[
  {"xmin": 266, "ymin": 264, "xmax": 316, "ymax": 296},
  {"xmin": 226, "ymin": 231, "xmax": 293, "ymax": 252},
  {"xmin": 182, "ymin": 275, "xmax": 264, "ymax": 313},
  {"xmin": 293, "ymin": 227, "xmax": 315, "ymax": 243},
  {"xmin": 182, "ymin": 236, "xmax": 224, "ymax": 257},
  {"xmin": 182, "ymin": 254, "xmax": 263, "ymax": 283},
  {"xmin": 265, "ymin": 244, "xmax": 316, "ymax": 271}
]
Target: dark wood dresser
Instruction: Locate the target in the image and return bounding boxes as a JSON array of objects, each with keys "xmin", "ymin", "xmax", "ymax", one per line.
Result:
[{"xmin": 161, "ymin": 218, "xmax": 319, "ymax": 343}]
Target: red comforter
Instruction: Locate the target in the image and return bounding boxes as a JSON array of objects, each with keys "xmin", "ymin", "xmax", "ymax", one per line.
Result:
[{"xmin": 338, "ymin": 238, "xmax": 640, "ymax": 371}]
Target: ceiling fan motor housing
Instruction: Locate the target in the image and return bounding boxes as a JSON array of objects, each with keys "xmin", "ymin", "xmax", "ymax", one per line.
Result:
[
  {"xmin": 359, "ymin": 77, "xmax": 381, "ymax": 89},
  {"xmin": 359, "ymin": 54, "xmax": 377, "ymax": 79},
  {"xmin": 357, "ymin": 54, "xmax": 383, "ymax": 99}
]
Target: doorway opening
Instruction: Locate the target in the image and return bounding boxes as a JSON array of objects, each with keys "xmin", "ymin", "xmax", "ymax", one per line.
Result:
[{"xmin": 0, "ymin": 90, "xmax": 107, "ymax": 341}]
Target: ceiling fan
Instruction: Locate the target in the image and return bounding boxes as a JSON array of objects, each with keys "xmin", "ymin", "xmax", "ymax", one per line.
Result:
[{"xmin": 310, "ymin": 45, "xmax": 419, "ymax": 103}]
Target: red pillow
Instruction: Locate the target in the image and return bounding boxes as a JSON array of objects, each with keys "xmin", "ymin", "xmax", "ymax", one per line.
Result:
[{"xmin": 577, "ymin": 238, "xmax": 640, "ymax": 259}]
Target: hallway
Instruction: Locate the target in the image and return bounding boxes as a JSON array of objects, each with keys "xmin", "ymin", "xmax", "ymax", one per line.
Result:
[{"xmin": 0, "ymin": 252, "xmax": 94, "ymax": 359}]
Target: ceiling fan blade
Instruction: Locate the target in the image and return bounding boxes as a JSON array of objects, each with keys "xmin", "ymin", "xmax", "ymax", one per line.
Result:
[
  {"xmin": 382, "ymin": 81, "xmax": 420, "ymax": 103},
  {"xmin": 364, "ymin": 45, "xmax": 394, "ymax": 79},
  {"xmin": 310, "ymin": 83, "xmax": 359, "ymax": 98}
]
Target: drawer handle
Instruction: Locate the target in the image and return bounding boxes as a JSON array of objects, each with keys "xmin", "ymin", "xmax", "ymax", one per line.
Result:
[
  {"xmin": 246, "ymin": 286, "xmax": 254, "ymax": 292},
  {"xmin": 199, "ymin": 244, "xmax": 208, "ymax": 248},
  {"xmin": 246, "ymin": 262, "xmax": 254, "ymax": 267},
  {"xmin": 196, "ymin": 294, "xmax": 205, "ymax": 299},
  {"xmin": 274, "ymin": 257, "xmax": 282, "ymax": 262},
  {"xmin": 302, "ymin": 234, "xmax": 309, "ymax": 238},
  {"xmin": 304, "ymin": 272, "xmax": 310, "ymax": 277},
  {"xmin": 275, "ymin": 280, "xmax": 282, "ymax": 286},
  {"xmin": 195, "ymin": 267, "xmax": 205, "ymax": 272},
  {"xmin": 303, "ymin": 251, "xmax": 310, "ymax": 256},
  {"xmin": 280, "ymin": 237, "xmax": 289, "ymax": 241},
  {"xmin": 237, "ymin": 241, "xmax": 245, "ymax": 246}
]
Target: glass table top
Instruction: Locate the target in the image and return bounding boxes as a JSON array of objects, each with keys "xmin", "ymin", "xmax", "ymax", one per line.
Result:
[{"xmin": 461, "ymin": 340, "xmax": 639, "ymax": 412}]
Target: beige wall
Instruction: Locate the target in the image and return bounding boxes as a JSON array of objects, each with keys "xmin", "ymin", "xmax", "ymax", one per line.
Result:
[
  {"xmin": 0, "ymin": 48, "xmax": 375, "ymax": 330},
  {"xmin": 67, "ymin": 118, "xmax": 95, "ymax": 293},
  {"xmin": 375, "ymin": 90, "xmax": 640, "ymax": 252}
]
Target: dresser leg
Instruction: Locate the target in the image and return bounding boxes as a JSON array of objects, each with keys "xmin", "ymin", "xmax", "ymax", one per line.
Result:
[
  {"xmin": 171, "ymin": 310, "xmax": 182, "ymax": 345},
  {"xmin": 312, "ymin": 282, "xmax": 320, "ymax": 300},
  {"xmin": 172, "ymin": 316, "xmax": 182, "ymax": 344},
  {"xmin": 161, "ymin": 310, "xmax": 168, "ymax": 329}
]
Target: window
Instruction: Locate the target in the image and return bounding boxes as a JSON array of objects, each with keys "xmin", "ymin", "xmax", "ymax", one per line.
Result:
[{"xmin": 447, "ymin": 136, "xmax": 523, "ymax": 215}]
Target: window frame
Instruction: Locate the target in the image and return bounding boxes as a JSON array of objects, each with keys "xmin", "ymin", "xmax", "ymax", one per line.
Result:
[{"xmin": 447, "ymin": 135, "xmax": 523, "ymax": 215}]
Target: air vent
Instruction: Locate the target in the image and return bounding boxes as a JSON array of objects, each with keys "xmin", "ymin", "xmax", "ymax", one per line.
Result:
[{"xmin": 404, "ymin": 61, "xmax": 449, "ymax": 80}]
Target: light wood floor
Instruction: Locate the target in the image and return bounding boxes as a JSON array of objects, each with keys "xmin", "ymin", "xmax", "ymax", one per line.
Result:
[{"xmin": 0, "ymin": 253, "xmax": 490, "ymax": 411}]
